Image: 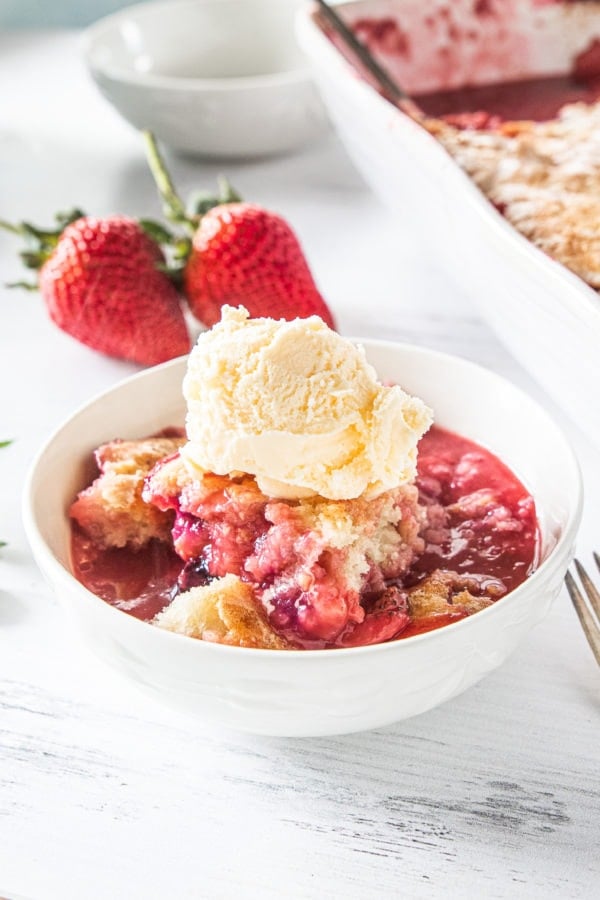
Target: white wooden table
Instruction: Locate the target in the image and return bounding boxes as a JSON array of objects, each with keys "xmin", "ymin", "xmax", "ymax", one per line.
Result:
[{"xmin": 1, "ymin": 31, "xmax": 598, "ymax": 900}]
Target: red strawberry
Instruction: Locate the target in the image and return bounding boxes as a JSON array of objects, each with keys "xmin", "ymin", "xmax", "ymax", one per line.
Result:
[
  {"xmin": 2, "ymin": 212, "xmax": 190, "ymax": 366},
  {"xmin": 144, "ymin": 132, "xmax": 336, "ymax": 329},
  {"xmin": 182, "ymin": 203, "xmax": 335, "ymax": 328}
]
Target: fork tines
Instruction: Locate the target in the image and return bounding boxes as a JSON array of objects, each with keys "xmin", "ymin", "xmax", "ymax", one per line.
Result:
[{"xmin": 565, "ymin": 553, "xmax": 600, "ymax": 666}]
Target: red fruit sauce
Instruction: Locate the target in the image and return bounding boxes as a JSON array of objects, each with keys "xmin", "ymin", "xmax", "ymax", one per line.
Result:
[
  {"xmin": 333, "ymin": 11, "xmax": 600, "ymax": 128},
  {"xmin": 403, "ymin": 426, "xmax": 538, "ymax": 637},
  {"xmin": 70, "ymin": 426, "xmax": 539, "ymax": 647},
  {"xmin": 415, "ymin": 71, "xmax": 600, "ymax": 127}
]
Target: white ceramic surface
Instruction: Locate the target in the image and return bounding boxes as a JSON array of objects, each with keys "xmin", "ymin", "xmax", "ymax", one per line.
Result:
[
  {"xmin": 297, "ymin": 0, "xmax": 600, "ymax": 447},
  {"xmin": 23, "ymin": 341, "xmax": 582, "ymax": 737},
  {"xmin": 83, "ymin": 0, "xmax": 328, "ymax": 157}
]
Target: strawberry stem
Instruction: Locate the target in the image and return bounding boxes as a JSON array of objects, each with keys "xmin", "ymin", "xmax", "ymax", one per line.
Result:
[
  {"xmin": 142, "ymin": 131, "xmax": 194, "ymax": 233},
  {"xmin": 143, "ymin": 131, "xmax": 243, "ymax": 232}
]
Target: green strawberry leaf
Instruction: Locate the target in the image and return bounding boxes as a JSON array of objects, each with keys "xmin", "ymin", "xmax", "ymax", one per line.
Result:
[
  {"xmin": 55, "ymin": 208, "xmax": 85, "ymax": 229},
  {"xmin": 20, "ymin": 249, "xmax": 49, "ymax": 269},
  {"xmin": 0, "ymin": 209, "xmax": 86, "ymax": 274},
  {"xmin": 187, "ymin": 190, "xmax": 222, "ymax": 217},
  {"xmin": 5, "ymin": 280, "xmax": 38, "ymax": 290},
  {"xmin": 139, "ymin": 218, "xmax": 176, "ymax": 245},
  {"xmin": 216, "ymin": 175, "xmax": 241, "ymax": 204}
]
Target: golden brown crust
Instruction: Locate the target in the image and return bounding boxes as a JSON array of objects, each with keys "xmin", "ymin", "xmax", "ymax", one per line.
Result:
[
  {"xmin": 408, "ymin": 570, "xmax": 494, "ymax": 620},
  {"xmin": 144, "ymin": 456, "xmax": 267, "ymax": 512},
  {"xmin": 154, "ymin": 575, "xmax": 291, "ymax": 649},
  {"xmin": 69, "ymin": 435, "xmax": 185, "ymax": 549},
  {"xmin": 429, "ymin": 103, "xmax": 600, "ymax": 288},
  {"xmin": 94, "ymin": 436, "xmax": 185, "ymax": 474}
]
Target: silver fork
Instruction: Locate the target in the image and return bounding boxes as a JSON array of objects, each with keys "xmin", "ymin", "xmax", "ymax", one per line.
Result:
[{"xmin": 565, "ymin": 553, "xmax": 600, "ymax": 666}]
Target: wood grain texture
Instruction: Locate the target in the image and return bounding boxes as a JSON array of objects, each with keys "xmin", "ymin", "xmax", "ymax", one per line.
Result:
[
  {"xmin": 1, "ymin": 573, "xmax": 598, "ymax": 898},
  {"xmin": 1, "ymin": 30, "xmax": 599, "ymax": 900}
]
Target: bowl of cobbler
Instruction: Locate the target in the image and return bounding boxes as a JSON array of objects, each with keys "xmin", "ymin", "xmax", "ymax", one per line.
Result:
[
  {"xmin": 297, "ymin": 0, "xmax": 600, "ymax": 448},
  {"xmin": 24, "ymin": 308, "xmax": 582, "ymax": 736}
]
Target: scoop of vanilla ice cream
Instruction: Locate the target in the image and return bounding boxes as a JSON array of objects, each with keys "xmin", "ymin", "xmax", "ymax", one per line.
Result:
[{"xmin": 181, "ymin": 306, "xmax": 432, "ymax": 501}]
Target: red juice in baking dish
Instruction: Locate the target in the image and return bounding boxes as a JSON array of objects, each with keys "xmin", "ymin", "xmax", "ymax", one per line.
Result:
[
  {"xmin": 414, "ymin": 69, "xmax": 600, "ymax": 125},
  {"xmin": 330, "ymin": 1, "xmax": 600, "ymax": 124}
]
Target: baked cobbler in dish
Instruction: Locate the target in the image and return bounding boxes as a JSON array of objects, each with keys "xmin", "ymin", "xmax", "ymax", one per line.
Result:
[
  {"xmin": 428, "ymin": 102, "xmax": 600, "ymax": 290},
  {"xmin": 324, "ymin": 1, "xmax": 600, "ymax": 292}
]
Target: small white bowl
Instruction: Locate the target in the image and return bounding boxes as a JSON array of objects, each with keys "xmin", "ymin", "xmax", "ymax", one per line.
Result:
[
  {"xmin": 83, "ymin": 0, "xmax": 328, "ymax": 157},
  {"xmin": 23, "ymin": 342, "xmax": 582, "ymax": 736}
]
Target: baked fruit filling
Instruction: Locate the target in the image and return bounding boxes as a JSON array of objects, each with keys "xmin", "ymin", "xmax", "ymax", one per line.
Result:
[
  {"xmin": 143, "ymin": 452, "xmax": 424, "ymax": 648},
  {"xmin": 69, "ymin": 425, "xmax": 538, "ymax": 650}
]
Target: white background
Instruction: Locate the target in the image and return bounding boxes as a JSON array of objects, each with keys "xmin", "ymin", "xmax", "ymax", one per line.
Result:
[{"xmin": 0, "ymin": 28, "xmax": 598, "ymax": 900}]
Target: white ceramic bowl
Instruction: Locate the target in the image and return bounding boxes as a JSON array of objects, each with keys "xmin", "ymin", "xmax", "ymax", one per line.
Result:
[
  {"xmin": 83, "ymin": 0, "xmax": 328, "ymax": 157},
  {"xmin": 23, "ymin": 341, "xmax": 582, "ymax": 737},
  {"xmin": 297, "ymin": 0, "xmax": 600, "ymax": 448}
]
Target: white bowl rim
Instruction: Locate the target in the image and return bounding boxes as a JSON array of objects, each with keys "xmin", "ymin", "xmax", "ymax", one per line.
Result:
[
  {"xmin": 22, "ymin": 339, "xmax": 583, "ymax": 660},
  {"xmin": 83, "ymin": 0, "xmax": 313, "ymax": 92},
  {"xmin": 296, "ymin": 1, "xmax": 600, "ymax": 330}
]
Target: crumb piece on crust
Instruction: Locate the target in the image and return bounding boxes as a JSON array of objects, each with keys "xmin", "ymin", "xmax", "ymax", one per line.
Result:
[
  {"xmin": 70, "ymin": 435, "xmax": 185, "ymax": 549},
  {"xmin": 144, "ymin": 456, "xmax": 268, "ymax": 515},
  {"xmin": 141, "ymin": 453, "xmax": 192, "ymax": 511},
  {"xmin": 154, "ymin": 574, "xmax": 291, "ymax": 649},
  {"xmin": 408, "ymin": 570, "xmax": 494, "ymax": 620}
]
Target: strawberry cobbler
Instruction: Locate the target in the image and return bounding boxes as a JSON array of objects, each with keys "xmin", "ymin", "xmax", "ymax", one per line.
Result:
[{"xmin": 69, "ymin": 308, "xmax": 538, "ymax": 650}]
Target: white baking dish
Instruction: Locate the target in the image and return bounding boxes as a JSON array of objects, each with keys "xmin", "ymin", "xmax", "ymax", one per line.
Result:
[{"xmin": 297, "ymin": 0, "xmax": 600, "ymax": 446}]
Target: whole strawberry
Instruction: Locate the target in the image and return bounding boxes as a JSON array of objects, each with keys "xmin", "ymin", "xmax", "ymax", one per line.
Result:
[
  {"xmin": 183, "ymin": 203, "xmax": 335, "ymax": 328},
  {"xmin": 2, "ymin": 211, "xmax": 190, "ymax": 366},
  {"xmin": 144, "ymin": 132, "xmax": 336, "ymax": 329}
]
